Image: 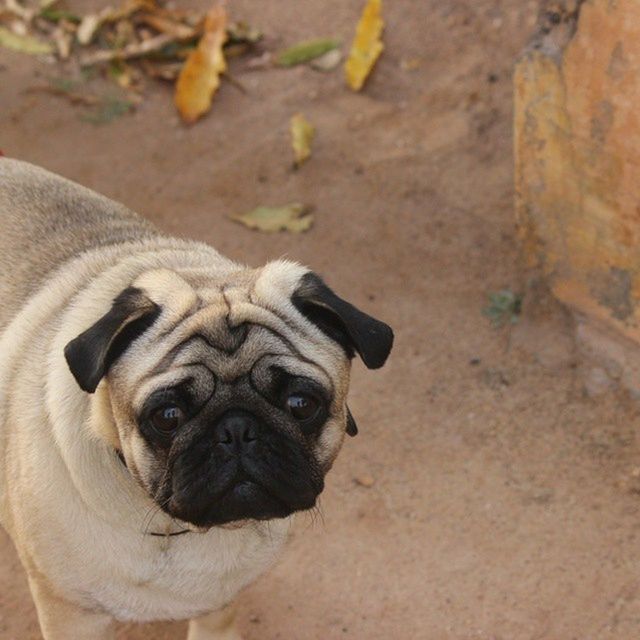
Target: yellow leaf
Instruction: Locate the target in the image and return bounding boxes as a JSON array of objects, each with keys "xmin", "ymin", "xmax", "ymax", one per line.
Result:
[
  {"xmin": 0, "ymin": 27, "xmax": 53, "ymax": 55},
  {"xmin": 175, "ymin": 4, "xmax": 227, "ymax": 124},
  {"xmin": 290, "ymin": 113, "xmax": 315, "ymax": 168},
  {"xmin": 344, "ymin": 0, "xmax": 384, "ymax": 91},
  {"xmin": 229, "ymin": 204, "xmax": 314, "ymax": 233}
]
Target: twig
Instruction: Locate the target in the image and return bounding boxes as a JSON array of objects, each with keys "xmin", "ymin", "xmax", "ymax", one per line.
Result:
[
  {"xmin": 133, "ymin": 14, "xmax": 198, "ymax": 40},
  {"xmin": 5, "ymin": 0, "xmax": 34, "ymax": 23},
  {"xmin": 79, "ymin": 33, "xmax": 177, "ymax": 66},
  {"xmin": 222, "ymin": 70, "xmax": 247, "ymax": 94},
  {"xmin": 24, "ymin": 85, "xmax": 101, "ymax": 106}
]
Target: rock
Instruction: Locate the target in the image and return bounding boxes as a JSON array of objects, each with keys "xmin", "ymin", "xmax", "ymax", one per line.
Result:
[
  {"xmin": 583, "ymin": 367, "xmax": 614, "ymax": 398},
  {"xmin": 515, "ymin": 0, "xmax": 640, "ymax": 378},
  {"xmin": 354, "ymin": 474, "xmax": 375, "ymax": 488},
  {"xmin": 310, "ymin": 48, "xmax": 342, "ymax": 72},
  {"xmin": 511, "ymin": 315, "xmax": 575, "ymax": 370}
]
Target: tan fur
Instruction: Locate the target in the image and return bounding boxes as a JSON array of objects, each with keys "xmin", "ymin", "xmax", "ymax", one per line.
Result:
[
  {"xmin": 0, "ymin": 160, "xmax": 354, "ymax": 639},
  {"xmin": 188, "ymin": 605, "xmax": 242, "ymax": 640}
]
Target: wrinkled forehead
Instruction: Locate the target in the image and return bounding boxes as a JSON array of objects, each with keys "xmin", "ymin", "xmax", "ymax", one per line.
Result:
[{"xmin": 112, "ymin": 273, "xmax": 347, "ymax": 408}]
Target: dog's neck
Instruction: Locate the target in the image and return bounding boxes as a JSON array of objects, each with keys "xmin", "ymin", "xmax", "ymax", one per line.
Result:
[
  {"xmin": 45, "ymin": 373, "xmax": 186, "ymax": 536},
  {"xmin": 87, "ymin": 385, "xmax": 192, "ymax": 536},
  {"xmin": 113, "ymin": 448, "xmax": 190, "ymax": 537}
]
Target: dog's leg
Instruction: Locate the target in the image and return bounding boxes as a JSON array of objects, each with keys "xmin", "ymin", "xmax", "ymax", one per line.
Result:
[
  {"xmin": 27, "ymin": 574, "xmax": 115, "ymax": 640},
  {"xmin": 187, "ymin": 604, "xmax": 243, "ymax": 640}
]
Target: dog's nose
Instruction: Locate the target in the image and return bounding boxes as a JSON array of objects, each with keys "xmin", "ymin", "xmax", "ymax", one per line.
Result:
[{"xmin": 214, "ymin": 411, "xmax": 259, "ymax": 454}]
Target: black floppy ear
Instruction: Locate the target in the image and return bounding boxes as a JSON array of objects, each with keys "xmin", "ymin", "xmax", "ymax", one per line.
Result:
[
  {"xmin": 292, "ymin": 272, "xmax": 393, "ymax": 369},
  {"xmin": 346, "ymin": 406, "xmax": 358, "ymax": 437},
  {"xmin": 64, "ymin": 287, "xmax": 160, "ymax": 394}
]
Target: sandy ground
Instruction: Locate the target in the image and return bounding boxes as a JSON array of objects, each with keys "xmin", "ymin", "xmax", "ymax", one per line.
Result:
[{"xmin": 2, "ymin": 1, "xmax": 640, "ymax": 638}]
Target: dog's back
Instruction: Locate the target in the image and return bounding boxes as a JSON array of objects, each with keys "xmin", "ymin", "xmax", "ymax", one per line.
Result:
[{"xmin": 0, "ymin": 159, "xmax": 157, "ymax": 331}]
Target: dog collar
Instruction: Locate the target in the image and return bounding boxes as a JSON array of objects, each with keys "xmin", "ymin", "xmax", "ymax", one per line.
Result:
[{"xmin": 148, "ymin": 529, "xmax": 191, "ymax": 537}]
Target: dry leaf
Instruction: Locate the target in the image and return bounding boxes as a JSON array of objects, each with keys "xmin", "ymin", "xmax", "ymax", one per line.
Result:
[
  {"xmin": 77, "ymin": 8, "xmax": 112, "ymax": 45},
  {"xmin": 135, "ymin": 13, "xmax": 196, "ymax": 40},
  {"xmin": 275, "ymin": 38, "xmax": 339, "ymax": 67},
  {"xmin": 229, "ymin": 204, "xmax": 314, "ymax": 233},
  {"xmin": 175, "ymin": 4, "xmax": 227, "ymax": 124},
  {"xmin": 345, "ymin": 0, "xmax": 384, "ymax": 91},
  {"xmin": 290, "ymin": 113, "xmax": 315, "ymax": 168},
  {"xmin": 0, "ymin": 26, "xmax": 53, "ymax": 54}
]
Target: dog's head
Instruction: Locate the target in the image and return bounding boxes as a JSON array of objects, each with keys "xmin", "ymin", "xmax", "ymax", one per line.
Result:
[{"xmin": 64, "ymin": 261, "xmax": 393, "ymax": 528}]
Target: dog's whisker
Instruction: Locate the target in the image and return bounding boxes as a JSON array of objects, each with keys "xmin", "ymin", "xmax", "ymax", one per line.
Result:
[
  {"xmin": 141, "ymin": 491, "xmax": 174, "ymax": 538},
  {"xmin": 303, "ymin": 500, "xmax": 326, "ymax": 532}
]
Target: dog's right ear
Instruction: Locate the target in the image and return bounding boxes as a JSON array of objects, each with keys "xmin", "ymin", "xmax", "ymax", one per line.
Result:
[
  {"xmin": 64, "ymin": 287, "xmax": 160, "ymax": 394},
  {"xmin": 292, "ymin": 272, "xmax": 393, "ymax": 369}
]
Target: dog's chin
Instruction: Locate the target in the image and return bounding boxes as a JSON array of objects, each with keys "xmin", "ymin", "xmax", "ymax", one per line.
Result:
[{"xmin": 166, "ymin": 480, "xmax": 315, "ymax": 529}]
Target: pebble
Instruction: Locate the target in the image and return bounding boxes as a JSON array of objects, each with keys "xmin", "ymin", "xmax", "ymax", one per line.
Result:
[
  {"xmin": 354, "ymin": 474, "xmax": 375, "ymax": 488},
  {"xmin": 584, "ymin": 366, "xmax": 614, "ymax": 397},
  {"xmin": 310, "ymin": 48, "xmax": 342, "ymax": 72}
]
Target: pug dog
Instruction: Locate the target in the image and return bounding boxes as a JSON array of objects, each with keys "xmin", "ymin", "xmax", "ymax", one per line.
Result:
[{"xmin": 0, "ymin": 159, "xmax": 393, "ymax": 640}]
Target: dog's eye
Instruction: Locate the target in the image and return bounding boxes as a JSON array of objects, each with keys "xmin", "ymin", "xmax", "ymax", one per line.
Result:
[
  {"xmin": 150, "ymin": 405, "xmax": 186, "ymax": 433},
  {"xmin": 285, "ymin": 393, "xmax": 320, "ymax": 422}
]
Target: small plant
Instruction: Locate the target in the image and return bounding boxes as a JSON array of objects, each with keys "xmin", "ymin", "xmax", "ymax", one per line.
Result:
[
  {"xmin": 483, "ymin": 289, "xmax": 523, "ymax": 327},
  {"xmin": 81, "ymin": 96, "xmax": 134, "ymax": 124}
]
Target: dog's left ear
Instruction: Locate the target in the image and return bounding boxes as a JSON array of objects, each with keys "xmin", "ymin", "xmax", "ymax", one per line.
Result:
[
  {"xmin": 292, "ymin": 272, "xmax": 393, "ymax": 369},
  {"xmin": 346, "ymin": 406, "xmax": 358, "ymax": 437},
  {"xmin": 64, "ymin": 287, "xmax": 160, "ymax": 393}
]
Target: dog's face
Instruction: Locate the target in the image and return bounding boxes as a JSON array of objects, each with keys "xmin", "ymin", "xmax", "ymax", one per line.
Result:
[{"xmin": 64, "ymin": 262, "xmax": 392, "ymax": 528}]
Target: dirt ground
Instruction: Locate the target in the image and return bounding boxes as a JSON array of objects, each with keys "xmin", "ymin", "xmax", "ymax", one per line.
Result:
[{"xmin": 3, "ymin": 1, "xmax": 640, "ymax": 638}]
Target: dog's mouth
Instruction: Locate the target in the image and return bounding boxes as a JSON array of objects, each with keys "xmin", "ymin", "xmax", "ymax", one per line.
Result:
[
  {"xmin": 163, "ymin": 470, "xmax": 320, "ymax": 528},
  {"xmin": 153, "ymin": 422, "xmax": 325, "ymax": 529}
]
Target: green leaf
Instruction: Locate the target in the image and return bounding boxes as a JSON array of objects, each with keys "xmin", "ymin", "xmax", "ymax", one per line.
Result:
[
  {"xmin": 0, "ymin": 27, "xmax": 53, "ymax": 55},
  {"xmin": 229, "ymin": 204, "xmax": 314, "ymax": 233},
  {"xmin": 275, "ymin": 38, "xmax": 340, "ymax": 67}
]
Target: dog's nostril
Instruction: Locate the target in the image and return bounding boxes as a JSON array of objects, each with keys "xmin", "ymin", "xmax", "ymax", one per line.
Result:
[
  {"xmin": 242, "ymin": 425, "xmax": 257, "ymax": 443},
  {"xmin": 215, "ymin": 411, "xmax": 260, "ymax": 451}
]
